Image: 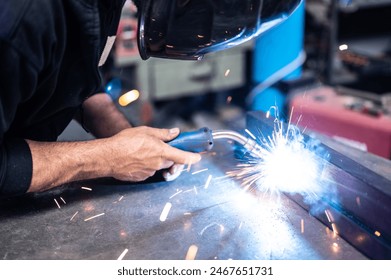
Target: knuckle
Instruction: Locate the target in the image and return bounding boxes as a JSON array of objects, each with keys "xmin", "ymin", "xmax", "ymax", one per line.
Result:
[{"xmin": 139, "ymin": 125, "xmax": 148, "ymax": 131}]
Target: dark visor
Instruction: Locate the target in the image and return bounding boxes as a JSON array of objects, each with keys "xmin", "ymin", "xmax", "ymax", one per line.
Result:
[{"xmin": 138, "ymin": 0, "xmax": 302, "ymax": 60}]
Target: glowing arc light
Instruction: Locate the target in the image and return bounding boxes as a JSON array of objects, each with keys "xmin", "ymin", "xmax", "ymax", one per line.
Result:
[{"xmin": 227, "ymin": 108, "xmax": 329, "ymax": 202}]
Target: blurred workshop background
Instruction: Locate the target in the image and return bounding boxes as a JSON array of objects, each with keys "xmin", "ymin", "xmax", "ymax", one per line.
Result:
[{"xmin": 61, "ymin": 0, "xmax": 391, "ymax": 160}]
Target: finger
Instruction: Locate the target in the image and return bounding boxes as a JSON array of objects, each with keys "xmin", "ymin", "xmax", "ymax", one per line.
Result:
[
  {"xmin": 161, "ymin": 160, "xmax": 174, "ymax": 170},
  {"xmin": 162, "ymin": 164, "xmax": 184, "ymax": 181},
  {"xmin": 169, "ymin": 163, "xmax": 184, "ymax": 175},
  {"xmin": 162, "ymin": 170, "xmax": 181, "ymax": 182},
  {"xmin": 143, "ymin": 127, "xmax": 180, "ymax": 142},
  {"xmin": 162, "ymin": 145, "xmax": 202, "ymax": 165}
]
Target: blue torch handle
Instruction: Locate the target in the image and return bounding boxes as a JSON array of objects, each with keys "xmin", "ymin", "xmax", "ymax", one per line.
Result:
[{"xmin": 168, "ymin": 127, "xmax": 214, "ymax": 153}]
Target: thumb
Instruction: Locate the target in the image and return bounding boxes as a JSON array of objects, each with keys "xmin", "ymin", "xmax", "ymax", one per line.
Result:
[{"xmin": 147, "ymin": 127, "xmax": 180, "ymax": 142}]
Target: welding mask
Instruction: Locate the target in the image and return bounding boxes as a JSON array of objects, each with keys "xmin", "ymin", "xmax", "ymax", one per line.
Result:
[{"xmin": 136, "ymin": 0, "xmax": 302, "ymax": 60}]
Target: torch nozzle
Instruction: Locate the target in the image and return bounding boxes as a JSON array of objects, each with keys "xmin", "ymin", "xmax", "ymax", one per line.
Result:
[
  {"xmin": 212, "ymin": 130, "xmax": 263, "ymax": 158},
  {"xmin": 168, "ymin": 127, "xmax": 263, "ymax": 158}
]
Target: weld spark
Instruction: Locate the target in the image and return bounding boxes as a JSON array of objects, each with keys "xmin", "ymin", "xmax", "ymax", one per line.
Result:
[
  {"xmin": 117, "ymin": 249, "xmax": 129, "ymax": 260},
  {"xmin": 192, "ymin": 168, "xmax": 208, "ymax": 175},
  {"xmin": 169, "ymin": 190, "xmax": 183, "ymax": 199},
  {"xmin": 160, "ymin": 203, "xmax": 172, "ymax": 222},
  {"xmin": 84, "ymin": 213, "xmax": 105, "ymax": 221},
  {"xmin": 227, "ymin": 108, "xmax": 329, "ymax": 203},
  {"xmin": 185, "ymin": 245, "xmax": 198, "ymax": 260},
  {"xmin": 70, "ymin": 211, "xmax": 79, "ymax": 221},
  {"xmin": 204, "ymin": 175, "xmax": 212, "ymax": 189},
  {"xmin": 54, "ymin": 199, "xmax": 61, "ymax": 209}
]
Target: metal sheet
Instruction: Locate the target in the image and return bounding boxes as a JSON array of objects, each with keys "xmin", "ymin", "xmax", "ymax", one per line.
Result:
[{"xmin": 0, "ymin": 142, "xmax": 366, "ymax": 260}]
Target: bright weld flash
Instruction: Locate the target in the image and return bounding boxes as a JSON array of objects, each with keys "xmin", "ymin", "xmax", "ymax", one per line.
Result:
[
  {"xmin": 227, "ymin": 115, "xmax": 327, "ymax": 200},
  {"xmin": 258, "ymin": 136, "xmax": 320, "ymax": 194},
  {"xmin": 118, "ymin": 89, "xmax": 140, "ymax": 107}
]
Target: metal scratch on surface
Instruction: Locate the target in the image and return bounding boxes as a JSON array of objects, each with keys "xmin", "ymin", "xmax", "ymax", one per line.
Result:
[
  {"xmin": 170, "ymin": 190, "xmax": 183, "ymax": 199},
  {"xmin": 200, "ymin": 222, "xmax": 224, "ymax": 236},
  {"xmin": 183, "ymin": 185, "xmax": 198, "ymax": 195}
]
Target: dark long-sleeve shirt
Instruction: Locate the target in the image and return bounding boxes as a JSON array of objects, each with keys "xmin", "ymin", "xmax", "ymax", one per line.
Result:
[{"xmin": 0, "ymin": 0, "xmax": 125, "ymax": 196}]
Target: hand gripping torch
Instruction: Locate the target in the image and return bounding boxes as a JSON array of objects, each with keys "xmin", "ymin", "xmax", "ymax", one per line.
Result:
[{"xmin": 168, "ymin": 127, "xmax": 263, "ymax": 158}]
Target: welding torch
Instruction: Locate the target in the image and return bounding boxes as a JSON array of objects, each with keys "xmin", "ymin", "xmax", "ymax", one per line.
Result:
[{"xmin": 168, "ymin": 127, "xmax": 263, "ymax": 158}]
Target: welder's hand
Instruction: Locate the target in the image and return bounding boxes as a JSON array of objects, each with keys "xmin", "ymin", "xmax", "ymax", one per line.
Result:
[{"xmin": 105, "ymin": 126, "xmax": 201, "ymax": 182}]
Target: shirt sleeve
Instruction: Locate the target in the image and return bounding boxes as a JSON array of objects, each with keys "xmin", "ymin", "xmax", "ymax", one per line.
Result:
[
  {"xmin": 0, "ymin": 40, "xmax": 35, "ymax": 197},
  {"xmin": 0, "ymin": 138, "xmax": 32, "ymax": 196}
]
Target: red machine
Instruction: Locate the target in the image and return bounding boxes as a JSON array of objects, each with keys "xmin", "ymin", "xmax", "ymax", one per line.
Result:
[{"xmin": 289, "ymin": 86, "xmax": 391, "ymax": 159}]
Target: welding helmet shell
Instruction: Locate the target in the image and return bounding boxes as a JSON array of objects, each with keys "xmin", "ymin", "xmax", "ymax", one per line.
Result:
[{"xmin": 137, "ymin": 0, "xmax": 302, "ymax": 60}]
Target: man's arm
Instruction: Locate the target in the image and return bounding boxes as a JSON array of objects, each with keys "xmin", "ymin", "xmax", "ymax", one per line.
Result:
[
  {"xmin": 26, "ymin": 94, "xmax": 201, "ymax": 193},
  {"xmin": 78, "ymin": 93, "xmax": 184, "ymax": 182},
  {"xmin": 78, "ymin": 93, "xmax": 131, "ymax": 138},
  {"xmin": 26, "ymin": 127, "xmax": 201, "ymax": 193}
]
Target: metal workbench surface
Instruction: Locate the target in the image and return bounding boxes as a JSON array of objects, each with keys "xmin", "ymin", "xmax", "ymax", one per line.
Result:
[{"xmin": 0, "ymin": 141, "xmax": 366, "ymax": 260}]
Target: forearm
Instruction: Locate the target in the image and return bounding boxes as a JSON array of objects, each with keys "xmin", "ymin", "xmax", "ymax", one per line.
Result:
[
  {"xmin": 79, "ymin": 93, "xmax": 131, "ymax": 138},
  {"xmin": 25, "ymin": 126, "xmax": 202, "ymax": 193},
  {"xmin": 26, "ymin": 139, "xmax": 112, "ymax": 192}
]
